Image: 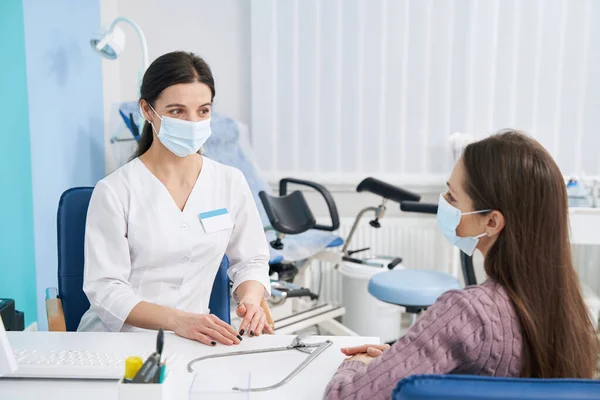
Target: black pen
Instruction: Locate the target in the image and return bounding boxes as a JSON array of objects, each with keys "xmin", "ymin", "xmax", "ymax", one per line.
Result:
[{"xmin": 131, "ymin": 328, "xmax": 164, "ymax": 384}]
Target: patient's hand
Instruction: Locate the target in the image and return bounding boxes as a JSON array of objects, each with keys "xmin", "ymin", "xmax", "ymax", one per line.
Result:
[{"xmin": 341, "ymin": 343, "xmax": 390, "ymax": 358}]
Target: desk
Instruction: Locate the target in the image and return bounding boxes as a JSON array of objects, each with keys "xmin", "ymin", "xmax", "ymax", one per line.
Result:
[{"xmin": 0, "ymin": 332, "xmax": 377, "ymax": 400}]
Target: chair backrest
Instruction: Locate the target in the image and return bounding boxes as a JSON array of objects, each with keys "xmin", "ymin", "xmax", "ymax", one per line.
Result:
[
  {"xmin": 57, "ymin": 188, "xmax": 93, "ymax": 331},
  {"xmin": 393, "ymin": 374, "xmax": 600, "ymax": 400},
  {"xmin": 57, "ymin": 187, "xmax": 230, "ymax": 331}
]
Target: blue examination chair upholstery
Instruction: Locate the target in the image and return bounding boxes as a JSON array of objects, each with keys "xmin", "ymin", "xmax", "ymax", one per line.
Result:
[
  {"xmin": 368, "ymin": 269, "xmax": 461, "ymax": 309},
  {"xmin": 57, "ymin": 187, "xmax": 231, "ymax": 330},
  {"xmin": 392, "ymin": 374, "xmax": 600, "ymax": 400}
]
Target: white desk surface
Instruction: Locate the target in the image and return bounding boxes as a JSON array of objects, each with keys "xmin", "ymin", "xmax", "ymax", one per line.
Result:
[{"xmin": 0, "ymin": 332, "xmax": 378, "ymax": 400}]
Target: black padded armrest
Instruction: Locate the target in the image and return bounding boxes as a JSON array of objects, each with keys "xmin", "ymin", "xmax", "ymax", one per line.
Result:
[
  {"xmin": 357, "ymin": 177, "xmax": 421, "ymax": 203},
  {"xmin": 400, "ymin": 201, "xmax": 438, "ymax": 215},
  {"xmin": 279, "ymin": 178, "xmax": 340, "ymax": 232}
]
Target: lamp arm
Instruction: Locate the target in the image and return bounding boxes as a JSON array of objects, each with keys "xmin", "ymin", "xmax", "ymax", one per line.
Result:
[{"xmin": 109, "ymin": 17, "xmax": 149, "ymax": 73}]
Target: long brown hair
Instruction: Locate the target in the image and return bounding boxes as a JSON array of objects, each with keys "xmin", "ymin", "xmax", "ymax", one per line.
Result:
[{"xmin": 462, "ymin": 130, "xmax": 597, "ymax": 378}]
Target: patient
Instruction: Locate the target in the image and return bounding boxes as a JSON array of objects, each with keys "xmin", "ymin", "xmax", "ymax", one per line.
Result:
[{"xmin": 325, "ymin": 131, "xmax": 598, "ymax": 399}]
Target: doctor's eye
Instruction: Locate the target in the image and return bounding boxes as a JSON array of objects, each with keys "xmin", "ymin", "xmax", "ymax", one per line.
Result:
[
  {"xmin": 446, "ymin": 191, "xmax": 456, "ymax": 202},
  {"xmin": 169, "ymin": 109, "xmax": 183, "ymax": 116},
  {"xmin": 199, "ymin": 108, "xmax": 210, "ymax": 116}
]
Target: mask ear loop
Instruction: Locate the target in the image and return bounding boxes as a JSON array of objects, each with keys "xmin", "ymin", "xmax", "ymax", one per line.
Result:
[
  {"xmin": 461, "ymin": 209, "xmax": 492, "ymax": 216},
  {"xmin": 140, "ymin": 102, "xmax": 161, "ymax": 135},
  {"xmin": 146, "ymin": 103, "xmax": 163, "ymax": 121}
]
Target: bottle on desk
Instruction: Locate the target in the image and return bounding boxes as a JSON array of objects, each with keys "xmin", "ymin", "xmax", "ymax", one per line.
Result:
[
  {"xmin": 567, "ymin": 179, "xmax": 592, "ymax": 208},
  {"xmin": 45, "ymin": 288, "xmax": 66, "ymax": 332}
]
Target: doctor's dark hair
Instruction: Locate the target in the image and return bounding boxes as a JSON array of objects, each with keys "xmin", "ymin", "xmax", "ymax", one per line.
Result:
[
  {"xmin": 462, "ymin": 131, "xmax": 597, "ymax": 379},
  {"xmin": 132, "ymin": 51, "xmax": 215, "ymax": 159}
]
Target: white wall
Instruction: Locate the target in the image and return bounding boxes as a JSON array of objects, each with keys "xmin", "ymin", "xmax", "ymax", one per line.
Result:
[
  {"xmin": 100, "ymin": 0, "xmax": 251, "ymax": 173},
  {"xmin": 251, "ymin": 0, "xmax": 600, "ymax": 185}
]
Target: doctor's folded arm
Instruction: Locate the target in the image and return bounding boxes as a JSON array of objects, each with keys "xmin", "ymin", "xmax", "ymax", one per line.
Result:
[{"xmin": 77, "ymin": 51, "xmax": 273, "ymax": 345}]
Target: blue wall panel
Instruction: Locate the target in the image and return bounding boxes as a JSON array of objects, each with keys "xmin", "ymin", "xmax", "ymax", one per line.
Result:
[
  {"xmin": 0, "ymin": 0, "xmax": 37, "ymax": 327},
  {"xmin": 22, "ymin": 0, "xmax": 105, "ymax": 329}
]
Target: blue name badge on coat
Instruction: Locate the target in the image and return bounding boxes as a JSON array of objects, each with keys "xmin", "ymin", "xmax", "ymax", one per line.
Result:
[{"xmin": 199, "ymin": 208, "xmax": 233, "ymax": 233}]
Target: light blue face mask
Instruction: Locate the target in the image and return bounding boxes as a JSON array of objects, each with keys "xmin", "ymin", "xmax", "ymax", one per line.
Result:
[
  {"xmin": 437, "ymin": 193, "xmax": 491, "ymax": 256},
  {"xmin": 148, "ymin": 104, "xmax": 212, "ymax": 157}
]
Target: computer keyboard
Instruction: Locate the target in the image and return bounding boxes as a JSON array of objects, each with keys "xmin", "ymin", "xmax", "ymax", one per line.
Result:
[{"xmin": 10, "ymin": 348, "xmax": 151, "ymax": 379}]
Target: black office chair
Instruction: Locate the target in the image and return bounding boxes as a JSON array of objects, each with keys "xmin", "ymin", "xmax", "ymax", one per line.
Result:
[{"xmin": 56, "ymin": 187, "xmax": 231, "ymax": 331}]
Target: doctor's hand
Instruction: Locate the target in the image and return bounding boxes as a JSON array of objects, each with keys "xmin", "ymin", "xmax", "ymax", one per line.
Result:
[
  {"xmin": 173, "ymin": 311, "xmax": 241, "ymax": 346},
  {"xmin": 236, "ymin": 298, "xmax": 275, "ymax": 337},
  {"xmin": 341, "ymin": 344, "xmax": 390, "ymax": 358}
]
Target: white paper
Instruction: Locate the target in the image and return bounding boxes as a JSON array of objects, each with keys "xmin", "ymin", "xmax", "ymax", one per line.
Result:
[
  {"xmin": 0, "ymin": 318, "xmax": 17, "ymax": 376},
  {"xmin": 190, "ymin": 369, "xmax": 251, "ymax": 400}
]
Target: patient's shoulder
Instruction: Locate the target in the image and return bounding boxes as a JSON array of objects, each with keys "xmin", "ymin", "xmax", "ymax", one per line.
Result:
[{"xmin": 442, "ymin": 280, "xmax": 516, "ymax": 321}]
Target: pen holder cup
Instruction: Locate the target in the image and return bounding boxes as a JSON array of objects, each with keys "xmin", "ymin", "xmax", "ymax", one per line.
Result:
[{"xmin": 118, "ymin": 374, "xmax": 174, "ymax": 400}]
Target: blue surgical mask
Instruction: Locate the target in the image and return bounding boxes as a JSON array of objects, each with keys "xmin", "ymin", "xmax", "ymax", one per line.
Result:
[
  {"xmin": 148, "ymin": 104, "xmax": 212, "ymax": 157},
  {"xmin": 437, "ymin": 193, "xmax": 491, "ymax": 256}
]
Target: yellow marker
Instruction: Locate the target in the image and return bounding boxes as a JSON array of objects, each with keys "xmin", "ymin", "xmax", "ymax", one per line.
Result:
[{"xmin": 124, "ymin": 356, "xmax": 144, "ymax": 382}]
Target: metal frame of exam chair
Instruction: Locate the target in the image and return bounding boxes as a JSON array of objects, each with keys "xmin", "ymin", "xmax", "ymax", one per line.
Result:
[
  {"xmin": 258, "ymin": 178, "xmax": 356, "ymax": 335},
  {"xmin": 392, "ymin": 374, "xmax": 600, "ymax": 400},
  {"xmin": 258, "ymin": 177, "xmax": 439, "ymax": 335},
  {"xmin": 50, "ymin": 187, "xmax": 231, "ymax": 331}
]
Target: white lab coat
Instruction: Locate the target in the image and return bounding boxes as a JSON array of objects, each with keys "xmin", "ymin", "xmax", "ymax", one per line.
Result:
[{"xmin": 78, "ymin": 157, "xmax": 271, "ymax": 332}]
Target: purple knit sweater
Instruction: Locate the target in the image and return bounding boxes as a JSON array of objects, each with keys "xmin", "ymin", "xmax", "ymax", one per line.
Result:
[{"xmin": 324, "ymin": 280, "xmax": 523, "ymax": 400}]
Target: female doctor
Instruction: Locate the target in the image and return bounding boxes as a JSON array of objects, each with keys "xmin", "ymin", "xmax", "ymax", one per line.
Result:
[{"xmin": 78, "ymin": 51, "xmax": 273, "ymax": 346}]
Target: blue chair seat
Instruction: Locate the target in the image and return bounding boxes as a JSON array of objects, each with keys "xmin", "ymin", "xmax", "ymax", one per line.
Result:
[
  {"xmin": 368, "ymin": 269, "xmax": 460, "ymax": 308},
  {"xmin": 393, "ymin": 374, "xmax": 600, "ymax": 400}
]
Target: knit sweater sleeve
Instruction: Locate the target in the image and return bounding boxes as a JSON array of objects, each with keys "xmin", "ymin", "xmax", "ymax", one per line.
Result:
[{"xmin": 324, "ymin": 290, "xmax": 487, "ymax": 400}]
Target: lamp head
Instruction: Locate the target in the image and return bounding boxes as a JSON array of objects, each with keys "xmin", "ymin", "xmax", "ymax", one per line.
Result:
[{"xmin": 89, "ymin": 25, "xmax": 126, "ymax": 60}]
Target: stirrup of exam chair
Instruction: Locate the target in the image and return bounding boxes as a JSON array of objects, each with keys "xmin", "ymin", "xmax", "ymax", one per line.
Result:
[
  {"xmin": 340, "ymin": 177, "xmax": 422, "ymax": 260},
  {"xmin": 51, "ymin": 187, "xmax": 232, "ymax": 331}
]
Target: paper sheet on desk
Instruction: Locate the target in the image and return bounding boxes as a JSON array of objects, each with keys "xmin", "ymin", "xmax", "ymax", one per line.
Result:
[
  {"xmin": 191, "ymin": 370, "xmax": 251, "ymax": 399},
  {"xmin": 187, "ymin": 336, "xmax": 378, "ymax": 399},
  {"xmin": 0, "ymin": 318, "xmax": 17, "ymax": 377},
  {"xmin": 188, "ymin": 346, "xmax": 327, "ymax": 400}
]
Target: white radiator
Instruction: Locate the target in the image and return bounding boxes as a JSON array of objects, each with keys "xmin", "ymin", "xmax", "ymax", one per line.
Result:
[{"xmin": 309, "ymin": 216, "xmax": 455, "ymax": 305}]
